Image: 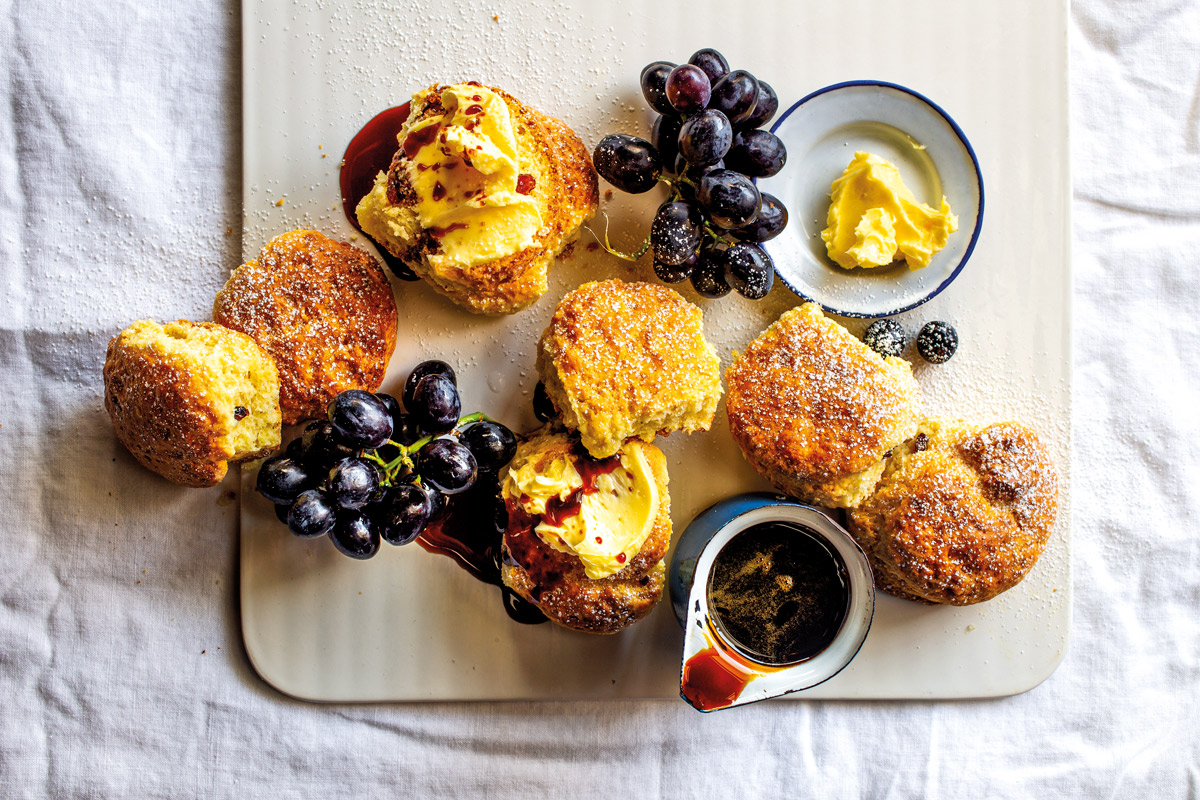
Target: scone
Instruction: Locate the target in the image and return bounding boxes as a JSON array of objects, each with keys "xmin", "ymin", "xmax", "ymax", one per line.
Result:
[
  {"xmin": 213, "ymin": 229, "xmax": 397, "ymax": 424},
  {"xmin": 104, "ymin": 320, "xmax": 281, "ymax": 487},
  {"xmin": 500, "ymin": 430, "xmax": 671, "ymax": 634},
  {"xmin": 355, "ymin": 82, "xmax": 598, "ymax": 315},
  {"xmin": 536, "ymin": 279, "xmax": 722, "ymax": 459},
  {"xmin": 847, "ymin": 419, "xmax": 1058, "ymax": 605},
  {"xmin": 725, "ymin": 303, "xmax": 922, "ymax": 508}
]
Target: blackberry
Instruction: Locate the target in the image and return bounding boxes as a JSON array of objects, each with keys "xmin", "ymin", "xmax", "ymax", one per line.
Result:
[
  {"xmin": 863, "ymin": 319, "xmax": 906, "ymax": 359},
  {"xmin": 916, "ymin": 321, "xmax": 959, "ymax": 364}
]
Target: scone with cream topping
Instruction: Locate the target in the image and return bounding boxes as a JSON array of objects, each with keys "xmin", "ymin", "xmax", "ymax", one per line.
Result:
[
  {"xmin": 725, "ymin": 302, "xmax": 922, "ymax": 508},
  {"xmin": 356, "ymin": 82, "xmax": 598, "ymax": 315},
  {"xmin": 500, "ymin": 430, "xmax": 671, "ymax": 634},
  {"xmin": 848, "ymin": 419, "xmax": 1058, "ymax": 605},
  {"xmin": 536, "ymin": 279, "xmax": 722, "ymax": 459},
  {"xmin": 104, "ymin": 320, "xmax": 281, "ymax": 487}
]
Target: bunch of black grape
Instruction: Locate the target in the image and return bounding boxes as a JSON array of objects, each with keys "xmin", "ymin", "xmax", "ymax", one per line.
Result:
[
  {"xmin": 592, "ymin": 48, "xmax": 789, "ymax": 300},
  {"xmin": 255, "ymin": 361, "xmax": 517, "ymax": 560}
]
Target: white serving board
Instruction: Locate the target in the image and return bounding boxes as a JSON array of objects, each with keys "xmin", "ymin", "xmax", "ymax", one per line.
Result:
[{"xmin": 241, "ymin": 0, "xmax": 1070, "ymax": 701}]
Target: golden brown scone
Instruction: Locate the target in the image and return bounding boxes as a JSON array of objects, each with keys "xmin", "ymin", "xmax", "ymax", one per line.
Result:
[
  {"xmin": 536, "ymin": 280, "xmax": 722, "ymax": 459},
  {"xmin": 356, "ymin": 82, "xmax": 598, "ymax": 315},
  {"xmin": 213, "ymin": 229, "xmax": 397, "ymax": 424},
  {"xmin": 848, "ymin": 419, "xmax": 1059, "ymax": 605},
  {"xmin": 500, "ymin": 430, "xmax": 671, "ymax": 634},
  {"xmin": 725, "ymin": 303, "xmax": 922, "ymax": 508},
  {"xmin": 104, "ymin": 320, "xmax": 281, "ymax": 487}
]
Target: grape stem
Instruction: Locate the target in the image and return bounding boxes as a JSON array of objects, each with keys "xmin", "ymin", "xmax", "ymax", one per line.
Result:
[
  {"xmin": 704, "ymin": 224, "xmax": 734, "ymax": 247},
  {"xmin": 370, "ymin": 411, "xmax": 494, "ymax": 486},
  {"xmin": 584, "ymin": 213, "xmax": 651, "ymax": 263},
  {"xmin": 585, "ymin": 173, "xmax": 712, "ymax": 262}
]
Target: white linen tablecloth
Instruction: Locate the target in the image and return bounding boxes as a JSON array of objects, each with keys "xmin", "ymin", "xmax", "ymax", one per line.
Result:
[{"xmin": 1, "ymin": 1, "xmax": 1197, "ymax": 796}]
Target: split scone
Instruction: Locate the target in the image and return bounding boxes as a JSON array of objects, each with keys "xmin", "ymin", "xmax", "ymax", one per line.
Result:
[
  {"xmin": 356, "ymin": 82, "xmax": 598, "ymax": 315},
  {"xmin": 536, "ymin": 280, "xmax": 723, "ymax": 459},
  {"xmin": 213, "ymin": 229, "xmax": 397, "ymax": 424},
  {"xmin": 104, "ymin": 320, "xmax": 281, "ymax": 487},
  {"xmin": 500, "ymin": 430, "xmax": 671, "ymax": 634},
  {"xmin": 847, "ymin": 419, "xmax": 1058, "ymax": 605},
  {"xmin": 725, "ymin": 303, "xmax": 922, "ymax": 508}
]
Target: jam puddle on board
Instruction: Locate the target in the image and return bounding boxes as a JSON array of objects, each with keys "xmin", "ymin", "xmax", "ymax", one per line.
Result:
[
  {"xmin": 416, "ymin": 475, "xmax": 547, "ymax": 625},
  {"xmin": 339, "ymin": 103, "xmax": 420, "ymax": 282}
]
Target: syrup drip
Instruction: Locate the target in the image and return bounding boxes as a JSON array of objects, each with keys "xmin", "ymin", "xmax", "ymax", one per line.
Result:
[
  {"xmin": 535, "ymin": 452, "xmax": 621, "ymax": 529},
  {"xmin": 339, "ymin": 102, "xmax": 419, "ymax": 281},
  {"xmin": 402, "ymin": 123, "xmax": 438, "ymax": 159},
  {"xmin": 681, "ymin": 644, "xmax": 760, "ymax": 712}
]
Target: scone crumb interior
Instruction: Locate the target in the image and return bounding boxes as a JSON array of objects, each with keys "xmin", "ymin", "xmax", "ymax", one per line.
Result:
[{"xmin": 120, "ymin": 320, "xmax": 281, "ymax": 459}]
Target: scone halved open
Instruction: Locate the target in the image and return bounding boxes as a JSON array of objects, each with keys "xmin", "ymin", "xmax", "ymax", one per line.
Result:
[
  {"xmin": 103, "ymin": 320, "xmax": 281, "ymax": 487},
  {"xmin": 499, "ymin": 429, "xmax": 671, "ymax": 634},
  {"xmin": 356, "ymin": 82, "xmax": 598, "ymax": 315}
]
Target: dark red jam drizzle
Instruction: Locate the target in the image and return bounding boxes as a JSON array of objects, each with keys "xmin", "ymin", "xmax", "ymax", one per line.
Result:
[
  {"xmin": 339, "ymin": 102, "xmax": 420, "ymax": 282},
  {"xmin": 401, "ymin": 122, "xmax": 438, "ymax": 159},
  {"xmin": 416, "ymin": 475, "xmax": 546, "ymax": 625},
  {"xmin": 429, "ymin": 221, "xmax": 470, "ymax": 240},
  {"xmin": 501, "ymin": 450, "xmax": 622, "ymax": 594},
  {"xmin": 516, "ymin": 173, "xmax": 536, "ymax": 195}
]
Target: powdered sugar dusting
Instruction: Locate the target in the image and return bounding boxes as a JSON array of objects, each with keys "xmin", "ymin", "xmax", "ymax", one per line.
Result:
[
  {"xmin": 214, "ymin": 229, "xmax": 396, "ymax": 424},
  {"xmin": 239, "ymin": 0, "xmax": 1072, "ymax": 700}
]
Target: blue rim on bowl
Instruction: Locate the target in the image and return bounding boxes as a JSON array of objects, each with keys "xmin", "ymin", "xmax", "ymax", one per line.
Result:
[{"xmin": 759, "ymin": 80, "xmax": 985, "ymax": 318}]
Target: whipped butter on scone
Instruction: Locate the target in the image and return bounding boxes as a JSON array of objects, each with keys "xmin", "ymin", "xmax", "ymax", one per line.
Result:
[
  {"xmin": 356, "ymin": 82, "xmax": 598, "ymax": 315},
  {"xmin": 500, "ymin": 431, "xmax": 671, "ymax": 634},
  {"xmin": 504, "ymin": 437, "xmax": 660, "ymax": 580}
]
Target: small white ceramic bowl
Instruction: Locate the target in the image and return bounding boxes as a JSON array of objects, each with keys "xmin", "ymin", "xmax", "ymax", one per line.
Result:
[{"xmin": 758, "ymin": 80, "xmax": 984, "ymax": 318}]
